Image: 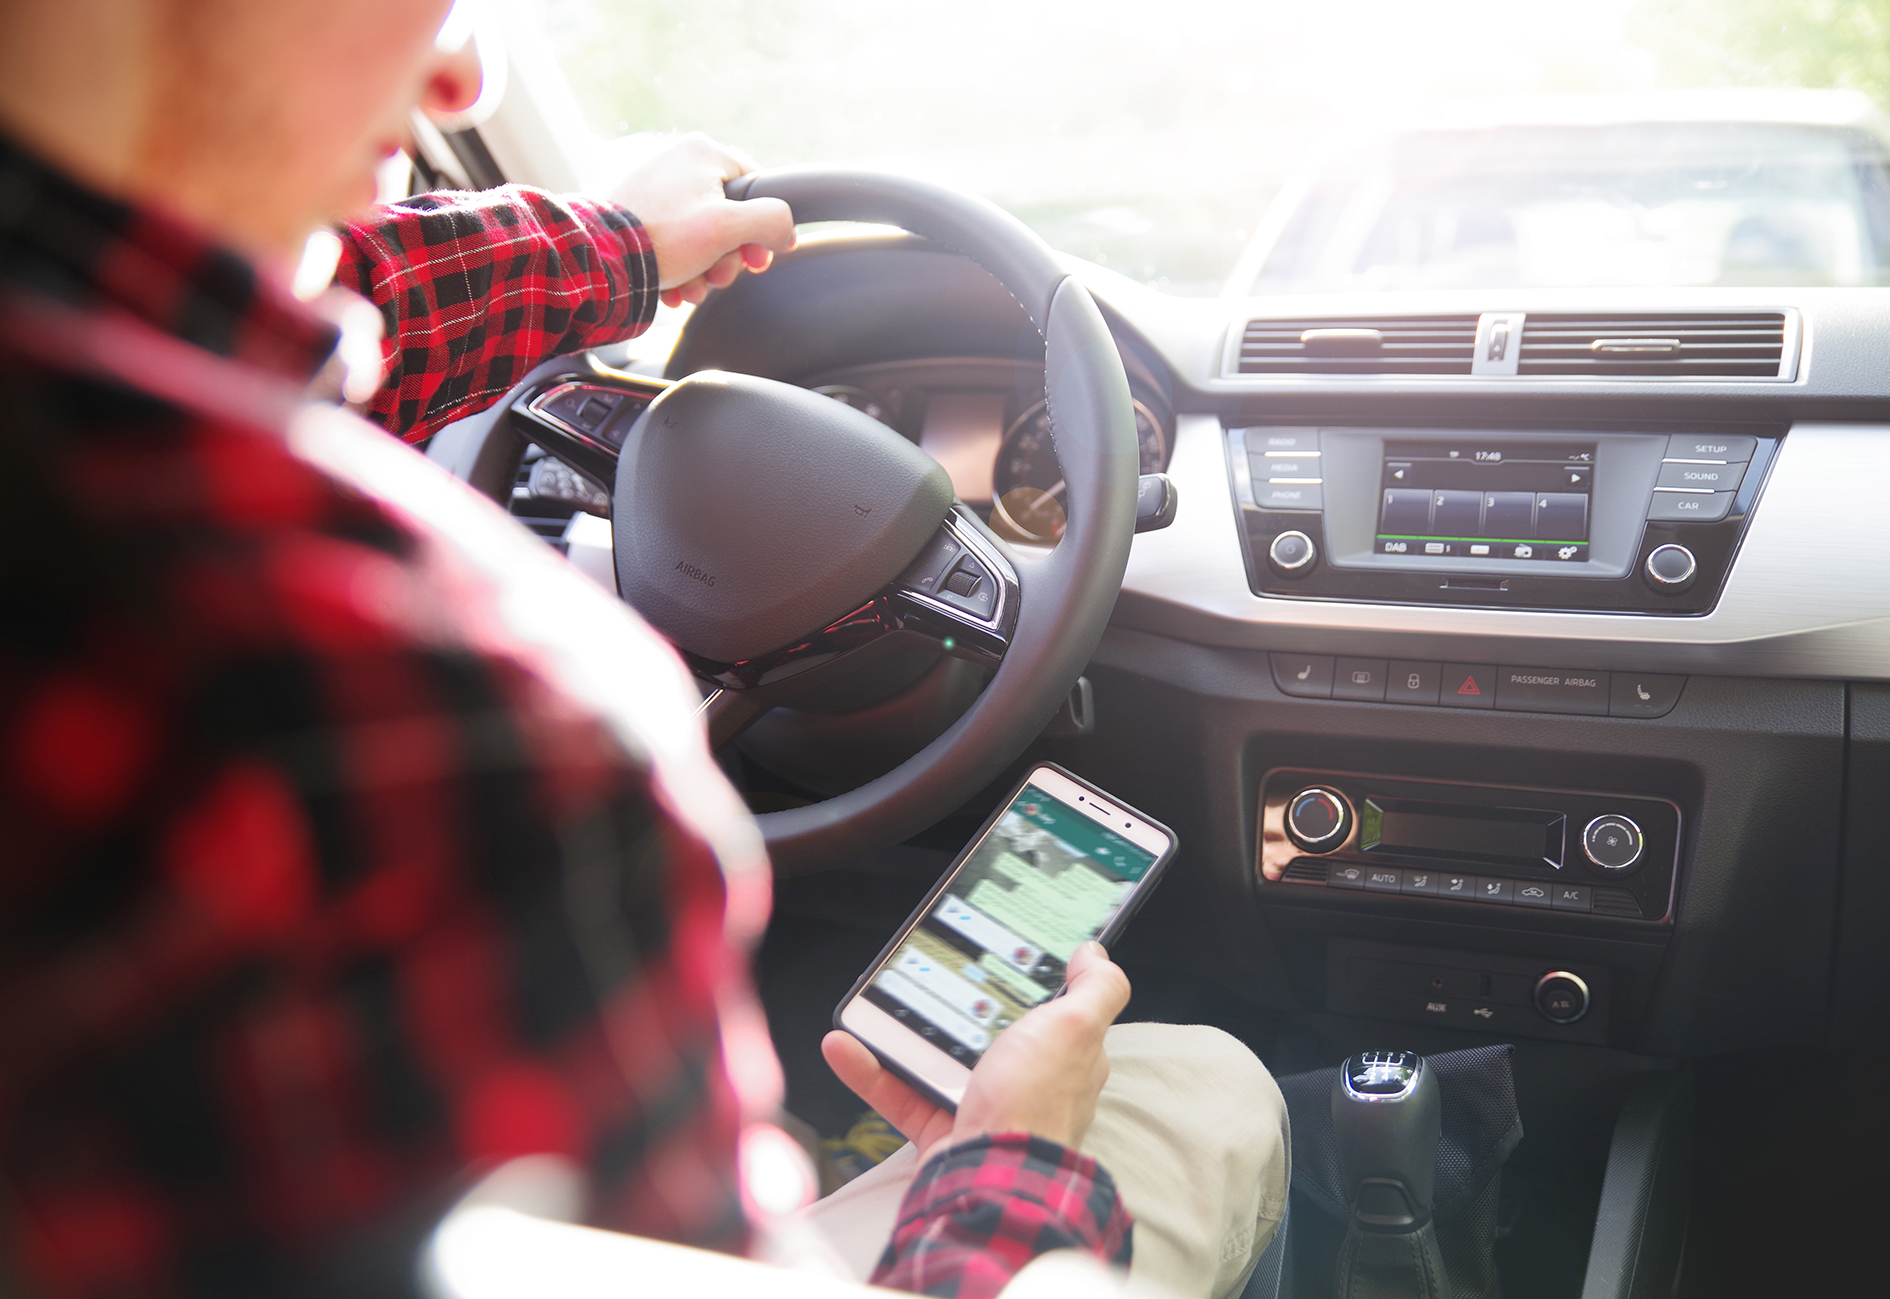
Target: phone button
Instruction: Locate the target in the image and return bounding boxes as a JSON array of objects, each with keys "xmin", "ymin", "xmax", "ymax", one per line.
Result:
[
  {"xmin": 1271, "ymin": 653, "xmax": 1335, "ymax": 698},
  {"xmin": 1608, "ymin": 673, "xmax": 1686, "ymax": 718}
]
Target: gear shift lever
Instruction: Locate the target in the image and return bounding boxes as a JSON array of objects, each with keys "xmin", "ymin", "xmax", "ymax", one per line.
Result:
[{"xmin": 1330, "ymin": 1051, "xmax": 1452, "ymax": 1299}]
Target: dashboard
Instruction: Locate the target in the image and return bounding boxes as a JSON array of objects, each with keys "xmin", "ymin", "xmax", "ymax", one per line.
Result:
[{"xmin": 481, "ymin": 230, "xmax": 1890, "ymax": 1072}]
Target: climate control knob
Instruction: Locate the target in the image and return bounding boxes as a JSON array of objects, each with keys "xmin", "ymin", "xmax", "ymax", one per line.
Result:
[
  {"xmin": 1286, "ymin": 787, "xmax": 1352, "ymax": 852},
  {"xmin": 1582, "ymin": 814, "xmax": 1644, "ymax": 872}
]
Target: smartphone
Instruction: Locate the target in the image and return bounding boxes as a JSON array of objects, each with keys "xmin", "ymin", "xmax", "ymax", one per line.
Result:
[{"xmin": 834, "ymin": 763, "xmax": 1178, "ymax": 1109}]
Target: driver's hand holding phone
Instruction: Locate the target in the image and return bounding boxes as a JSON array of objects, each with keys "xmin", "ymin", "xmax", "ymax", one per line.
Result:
[
  {"xmin": 826, "ymin": 763, "xmax": 1176, "ymax": 1165},
  {"xmin": 823, "ymin": 939, "xmax": 1130, "ymax": 1164}
]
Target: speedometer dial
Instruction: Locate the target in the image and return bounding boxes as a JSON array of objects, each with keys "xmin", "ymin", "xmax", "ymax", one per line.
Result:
[{"xmin": 990, "ymin": 398, "xmax": 1167, "ymax": 544}]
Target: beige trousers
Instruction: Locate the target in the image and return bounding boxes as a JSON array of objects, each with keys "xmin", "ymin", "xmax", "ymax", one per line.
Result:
[{"xmin": 791, "ymin": 1023, "xmax": 1291, "ymax": 1299}]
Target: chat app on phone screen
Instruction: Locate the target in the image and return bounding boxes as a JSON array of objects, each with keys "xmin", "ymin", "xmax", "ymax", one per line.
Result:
[{"xmin": 863, "ymin": 785, "xmax": 1157, "ymax": 1062}]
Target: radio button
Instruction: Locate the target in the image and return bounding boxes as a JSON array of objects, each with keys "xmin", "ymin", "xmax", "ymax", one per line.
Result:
[
  {"xmin": 1647, "ymin": 489, "xmax": 1733, "ymax": 522},
  {"xmin": 1246, "ymin": 428, "xmax": 1319, "ymax": 454},
  {"xmin": 1609, "ymin": 673, "xmax": 1685, "ymax": 718},
  {"xmin": 1657, "ymin": 461, "xmax": 1745, "ymax": 491},
  {"xmin": 1495, "ymin": 667, "xmax": 1610, "ymax": 715},
  {"xmin": 1271, "ymin": 653, "xmax": 1334, "ymax": 698},
  {"xmin": 1666, "ymin": 433, "xmax": 1755, "ymax": 463},
  {"xmin": 1438, "ymin": 663, "xmax": 1496, "ymax": 709}
]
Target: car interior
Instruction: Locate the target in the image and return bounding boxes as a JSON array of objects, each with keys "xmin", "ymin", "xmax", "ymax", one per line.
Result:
[{"xmin": 406, "ymin": 13, "xmax": 1890, "ymax": 1296}]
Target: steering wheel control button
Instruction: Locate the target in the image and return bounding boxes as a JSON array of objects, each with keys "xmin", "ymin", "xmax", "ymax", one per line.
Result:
[
  {"xmin": 1287, "ymin": 787, "xmax": 1352, "ymax": 852},
  {"xmin": 1656, "ymin": 461, "xmax": 1745, "ymax": 491},
  {"xmin": 1647, "ymin": 490, "xmax": 1734, "ymax": 522},
  {"xmin": 936, "ymin": 557, "xmax": 997, "ymax": 619},
  {"xmin": 1271, "ymin": 653, "xmax": 1335, "ymax": 698},
  {"xmin": 1385, "ymin": 660, "xmax": 1442, "ymax": 705},
  {"xmin": 1551, "ymin": 884, "xmax": 1593, "ymax": 912},
  {"xmin": 1643, "ymin": 544, "xmax": 1698, "ymax": 592},
  {"xmin": 1667, "ymin": 433, "xmax": 1756, "ymax": 463},
  {"xmin": 1332, "ymin": 658, "xmax": 1390, "ymax": 702},
  {"xmin": 1534, "ymin": 972, "xmax": 1591, "ymax": 1025},
  {"xmin": 1438, "ymin": 663, "xmax": 1497, "ymax": 710},
  {"xmin": 1495, "ymin": 667, "xmax": 1610, "ymax": 716},
  {"xmin": 898, "ymin": 532, "xmax": 962, "ymax": 595},
  {"xmin": 1582, "ymin": 815, "xmax": 1645, "ymax": 872},
  {"xmin": 1134, "ymin": 473, "xmax": 1179, "ymax": 533},
  {"xmin": 1609, "ymin": 672, "xmax": 1686, "ymax": 718}
]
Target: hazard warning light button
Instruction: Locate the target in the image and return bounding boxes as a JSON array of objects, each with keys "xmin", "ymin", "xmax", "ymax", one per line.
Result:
[{"xmin": 1438, "ymin": 664, "xmax": 1496, "ymax": 710}]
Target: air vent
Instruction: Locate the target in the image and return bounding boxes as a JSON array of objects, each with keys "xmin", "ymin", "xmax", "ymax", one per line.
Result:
[
  {"xmin": 1281, "ymin": 860, "xmax": 1331, "ymax": 885},
  {"xmin": 1235, "ymin": 316, "xmax": 1479, "ymax": 375},
  {"xmin": 1518, "ymin": 313, "xmax": 1789, "ymax": 378}
]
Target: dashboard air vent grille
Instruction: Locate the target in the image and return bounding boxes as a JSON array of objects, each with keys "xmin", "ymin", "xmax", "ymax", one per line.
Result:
[
  {"xmin": 1517, "ymin": 313, "xmax": 1788, "ymax": 378},
  {"xmin": 1236, "ymin": 316, "xmax": 1479, "ymax": 375},
  {"xmin": 1281, "ymin": 860, "xmax": 1330, "ymax": 885}
]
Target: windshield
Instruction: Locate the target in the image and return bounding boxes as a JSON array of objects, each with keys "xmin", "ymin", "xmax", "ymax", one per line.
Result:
[{"xmin": 523, "ymin": 0, "xmax": 1890, "ymax": 296}]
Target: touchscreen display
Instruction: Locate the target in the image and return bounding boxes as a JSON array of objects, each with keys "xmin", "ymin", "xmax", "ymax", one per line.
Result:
[
  {"xmin": 862, "ymin": 784, "xmax": 1157, "ymax": 1062},
  {"xmin": 1377, "ymin": 440, "xmax": 1595, "ymax": 562}
]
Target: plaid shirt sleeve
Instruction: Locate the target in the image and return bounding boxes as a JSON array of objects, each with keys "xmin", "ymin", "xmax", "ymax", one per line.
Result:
[
  {"xmin": 871, "ymin": 1134, "xmax": 1134, "ymax": 1298},
  {"xmin": 332, "ymin": 185, "xmax": 660, "ymax": 444}
]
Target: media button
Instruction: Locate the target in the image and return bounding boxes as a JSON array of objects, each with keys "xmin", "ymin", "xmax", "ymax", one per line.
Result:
[
  {"xmin": 1271, "ymin": 653, "xmax": 1335, "ymax": 698},
  {"xmin": 1474, "ymin": 877, "xmax": 1514, "ymax": 905},
  {"xmin": 1496, "ymin": 667, "xmax": 1610, "ymax": 716},
  {"xmin": 1333, "ymin": 658, "xmax": 1390, "ymax": 702},
  {"xmin": 1386, "ymin": 661, "xmax": 1442, "ymax": 705},
  {"xmin": 1261, "ymin": 455, "xmax": 1322, "ymax": 480},
  {"xmin": 1647, "ymin": 490, "xmax": 1733, "ymax": 522},
  {"xmin": 1363, "ymin": 867, "xmax": 1405, "ymax": 893},
  {"xmin": 1666, "ymin": 433, "xmax": 1755, "ymax": 463},
  {"xmin": 1514, "ymin": 881, "xmax": 1554, "ymax": 909},
  {"xmin": 1438, "ymin": 663, "xmax": 1496, "ymax": 710}
]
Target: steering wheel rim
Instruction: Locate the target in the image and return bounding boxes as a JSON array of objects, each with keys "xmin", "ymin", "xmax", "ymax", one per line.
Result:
[{"xmin": 714, "ymin": 169, "xmax": 1140, "ymax": 872}]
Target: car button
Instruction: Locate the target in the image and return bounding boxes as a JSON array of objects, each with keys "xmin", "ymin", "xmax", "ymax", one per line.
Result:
[
  {"xmin": 1496, "ymin": 667, "xmax": 1610, "ymax": 716},
  {"xmin": 1386, "ymin": 661, "xmax": 1442, "ymax": 705},
  {"xmin": 1657, "ymin": 461, "xmax": 1745, "ymax": 491},
  {"xmin": 1333, "ymin": 658, "xmax": 1390, "ymax": 701},
  {"xmin": 1610, "ymin": 673, "xmax": 1685, "ymax": 718},
  {"xmin": 1271, "ymin": 653, "xmax": 1335, "ymax": 698},
  {"xmin": 1438, "ymin": 663, "xmax": 1496, "ymax": 709},
  {"xmin": 1666, "ymin": 433, "xmax": 1756, "ymax": 463},
  {"xmin": 1647, "ymin": 490, "xmax": 1734, "ymax": 522},
  {"xmin": 1246, "ymin": 428, "xmax": 1319, "ymax": 454}
]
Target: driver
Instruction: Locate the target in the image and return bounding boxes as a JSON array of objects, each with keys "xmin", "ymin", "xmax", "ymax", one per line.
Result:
[{"xmin": 0, "ymin": 2, "xmax": 1288, "ymax": 1297}]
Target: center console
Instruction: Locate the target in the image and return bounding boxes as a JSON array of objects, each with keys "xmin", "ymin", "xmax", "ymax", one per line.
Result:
[{"xmin": 1227, "ymin": 425, "xmax": 1779, "ymax": 613}]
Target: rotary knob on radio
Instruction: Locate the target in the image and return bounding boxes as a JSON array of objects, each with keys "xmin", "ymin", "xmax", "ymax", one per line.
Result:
[{"xmin": 1286, "ymin": 787, "xmax": 1352, "ymax": 852}]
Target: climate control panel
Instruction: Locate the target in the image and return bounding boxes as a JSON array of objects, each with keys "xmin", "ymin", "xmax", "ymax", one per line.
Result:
[{"xmin": 1258, "ymin": 768, "xmax": 1680, "ymax": 923}]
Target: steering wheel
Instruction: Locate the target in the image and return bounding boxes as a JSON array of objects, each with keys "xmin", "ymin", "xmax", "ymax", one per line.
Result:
[{"xmin": 487, "ymin": 170, "xmax": 1139, "ymax": 873}]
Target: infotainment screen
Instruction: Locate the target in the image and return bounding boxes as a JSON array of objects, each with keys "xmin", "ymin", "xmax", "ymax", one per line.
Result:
[{"xmin": 1376, "ymin": 439, "xmax": 1595, "ymax": 563}]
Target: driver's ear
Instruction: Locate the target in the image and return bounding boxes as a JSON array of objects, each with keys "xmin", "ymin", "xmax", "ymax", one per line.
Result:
[{"xmin": 419, "ymin": 41, "xmax": 484, "ymax": 122}]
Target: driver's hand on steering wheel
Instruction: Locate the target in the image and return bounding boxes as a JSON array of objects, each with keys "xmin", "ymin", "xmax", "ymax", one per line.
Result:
[
  {"xmin": 610, "ymin": 132, "xmax": 797, "ymax": 308},
  {"xmin": 822, "ymin": 941, "xmax": 1132, "ymax": 1167}
]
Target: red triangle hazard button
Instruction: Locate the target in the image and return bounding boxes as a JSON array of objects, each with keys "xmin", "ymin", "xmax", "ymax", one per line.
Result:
[{"xmin": 1457, "ymin": 675, "xmax": 1482, "ymax": 696}]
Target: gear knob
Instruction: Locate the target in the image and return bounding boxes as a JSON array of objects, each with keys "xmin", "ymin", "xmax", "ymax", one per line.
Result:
[{"xmin": 1331, "ymin": 1050, "xmax": 1442, "ymax": 1231}]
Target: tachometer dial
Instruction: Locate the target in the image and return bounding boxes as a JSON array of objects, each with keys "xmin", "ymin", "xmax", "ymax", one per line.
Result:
[
  {"xmin": 990, "ymin": 398, "xmax": 1167, "ymax": 544},
  {"xmin": 811, "ymin": 383, "xmax": 891, "ymax": 426}
]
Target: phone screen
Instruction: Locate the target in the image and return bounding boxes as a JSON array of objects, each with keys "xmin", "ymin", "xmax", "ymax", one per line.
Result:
[{"xmin": 860, "ymin": 781, "xmax": 1160, "ymax": 1064}]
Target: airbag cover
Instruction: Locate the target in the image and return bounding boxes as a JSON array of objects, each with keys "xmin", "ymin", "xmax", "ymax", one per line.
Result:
[{"xmin": 613, "ymin": 370, "xmax": 953, "ymax": 664}]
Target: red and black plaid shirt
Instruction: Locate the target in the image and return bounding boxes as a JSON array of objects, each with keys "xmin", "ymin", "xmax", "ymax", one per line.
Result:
[{"xmin": 0, "ymin": 134, "xmax": 1130, "ymax": 1298}]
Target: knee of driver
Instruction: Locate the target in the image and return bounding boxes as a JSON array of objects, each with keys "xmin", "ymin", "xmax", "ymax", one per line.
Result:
[{"xmin": 1102, "ymin": 1022, "xmax": 1283, "ymax": 1113}]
